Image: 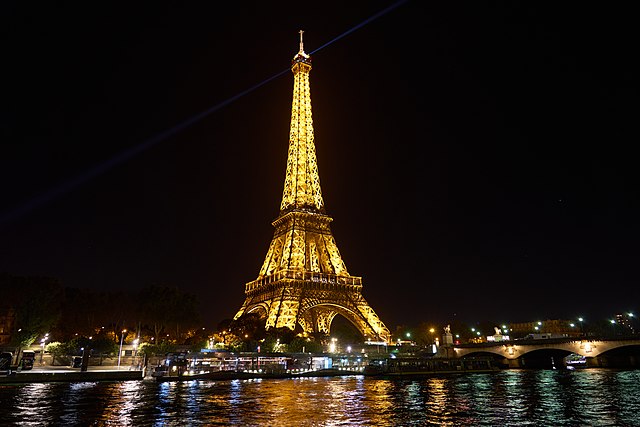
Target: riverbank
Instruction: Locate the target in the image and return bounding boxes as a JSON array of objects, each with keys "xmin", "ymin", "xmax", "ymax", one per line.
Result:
[{"xmin": 0, "ymin": 365, "xmax": 143, "ymax": 384}]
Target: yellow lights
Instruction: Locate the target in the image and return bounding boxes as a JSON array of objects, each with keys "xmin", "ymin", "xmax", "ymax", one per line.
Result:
[
  {"xmin": 280, "ymin": 51, "xmax": 323, "ymax": 213},
  {"xmin": 584, "ymin": 342, "xmax": 592, "ymax": 353},
  {"xmin": 429, "ymin": 328, "xmax": 435, "ymax": 333},
  {"xmin": 232, "ymin": 33, "xmax": 390, "ymax": 344}
]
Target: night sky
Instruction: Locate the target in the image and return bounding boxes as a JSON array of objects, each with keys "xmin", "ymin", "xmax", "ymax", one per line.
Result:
[{"xmin": 2, "ymin": 2, "xmax": 638, "ymax": 329}]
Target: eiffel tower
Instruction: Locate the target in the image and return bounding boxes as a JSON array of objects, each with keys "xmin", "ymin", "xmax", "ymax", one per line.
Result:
[{"xmin": 234, "ymin": 31, "xmax": 390, "ymax": 343}]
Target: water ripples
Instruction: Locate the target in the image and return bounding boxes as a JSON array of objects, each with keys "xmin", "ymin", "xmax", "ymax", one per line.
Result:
[{"xmin": 1, "ymin": 369, "xmax": 640, "ymax": 426}]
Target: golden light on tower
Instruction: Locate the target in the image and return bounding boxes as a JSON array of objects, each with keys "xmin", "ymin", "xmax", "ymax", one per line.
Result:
[{"xmin": 234, "ymin": 31, "xmax": 390, "ymax": 343}]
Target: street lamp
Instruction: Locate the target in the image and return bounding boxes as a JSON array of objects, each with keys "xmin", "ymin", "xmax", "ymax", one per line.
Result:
[
  {"xmin": 40, "ymin": 333, "xmax": 49, "ymax": 364},
  {"xmin": 117, "ymin": 329, "xmax": 127, "ymax": 369},
  {"xmin": 133, "ymin": 338, "xmax": 139, "ymax": 356},
  {"xmin": 578, "ymin": 317, "xmax": 584, "ymax": 335}
]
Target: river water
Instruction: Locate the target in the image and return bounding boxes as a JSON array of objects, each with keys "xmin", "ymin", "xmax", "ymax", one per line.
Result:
[{"xmin": 1, "ymin": 369, "xmax": 639, "ymax": 426}]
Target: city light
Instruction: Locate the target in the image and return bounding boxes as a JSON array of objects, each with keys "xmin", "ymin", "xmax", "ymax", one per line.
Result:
[
  {"xmin": 117, "ymin": 329, "xmax": 127, "ymax": 369},
  {"xmin": 329, "ymin": 338, "xmax": 337, "ymax": 353},
  {"xmin": 40, "ymin": 333, "xmax": 49, "ymax": 364},
  {"xmin": 133, "ymin": 338, "xmax": 140, "ymax": 357}
]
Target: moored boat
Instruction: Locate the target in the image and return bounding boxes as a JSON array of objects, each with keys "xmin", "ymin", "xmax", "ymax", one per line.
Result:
[
  {"xmin": 150, "ymin": 351, "xmax": 362, "ymax": 382},
  {"xmin": 363, "ymin": 356, "xmax": 500, "ymax": 377}
]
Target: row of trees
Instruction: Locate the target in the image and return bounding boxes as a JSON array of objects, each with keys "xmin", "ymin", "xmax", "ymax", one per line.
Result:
[
  {"xmin": 1, "ymin": 273, "xmax": 328, "ymax": 361},
  {"xmin": 1, "ymin": 273, "xmax": 203, "ymax": 358}
]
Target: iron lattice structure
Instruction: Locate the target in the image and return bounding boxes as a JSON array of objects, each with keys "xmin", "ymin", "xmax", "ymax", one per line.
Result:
[{"xmin": 234, "ymin": 32, "xmax": 390, "ymax": 343}]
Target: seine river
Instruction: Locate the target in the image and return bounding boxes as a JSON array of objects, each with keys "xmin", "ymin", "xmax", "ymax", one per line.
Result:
[{"xmin": 1, "ymin": 369, "xmax": 639, "ymax": 426}]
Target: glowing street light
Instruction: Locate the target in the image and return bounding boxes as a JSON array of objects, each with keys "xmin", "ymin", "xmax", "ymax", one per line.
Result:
[
  {"xmin": 117, "ymin": 329, "xmax": 127, "ymax": 369},
  {"xmin": 578, "ymin": 317, "xmax": 585, "ymax": 335},
  {"xmin": 40, "ymin": 333, "xmax": 49, "ymax": 364}
]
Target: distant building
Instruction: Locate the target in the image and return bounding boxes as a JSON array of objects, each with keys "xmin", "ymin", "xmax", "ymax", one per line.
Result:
[
  {"xmin": 508, "ymin": 319, "xmax": 581, "ymax": 338},
  {"xmin": 615, "ymin": 313, "xmax": 635, "ymax": 334}
]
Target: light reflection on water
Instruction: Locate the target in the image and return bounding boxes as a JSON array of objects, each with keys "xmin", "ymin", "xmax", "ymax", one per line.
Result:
[{"xmin": 1, "ymin": 369, "xmax": 640, "ymax": 426}]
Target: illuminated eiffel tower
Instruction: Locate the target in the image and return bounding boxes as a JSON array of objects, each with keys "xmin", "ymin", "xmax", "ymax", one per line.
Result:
[{"xmin": 234, "ymin": 31, "xmax": 390, "ymax": 343}]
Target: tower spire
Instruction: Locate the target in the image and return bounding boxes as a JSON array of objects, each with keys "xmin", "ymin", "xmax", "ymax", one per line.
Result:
[
  {"xmin": 298, "ymin": 29, "xmax": 305, "ymax": 55},
  {"xmin": 282, "ymin": 29, "xmax": 321, "ymax": 213}
]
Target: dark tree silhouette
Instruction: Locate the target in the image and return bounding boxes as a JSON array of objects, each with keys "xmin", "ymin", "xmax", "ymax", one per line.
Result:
[
  {"xmin": 1, "ymin": 273, "xmax": 63, "ymax": 363},
  {"xmin": 138, "ymin": 284, "xmax": 201, "ymax": 343}
]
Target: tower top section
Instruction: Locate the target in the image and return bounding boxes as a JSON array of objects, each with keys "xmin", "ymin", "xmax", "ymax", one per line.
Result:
[
  {"xmin": 292, "ymin": 29, "xmax": 311, "ymax": 64},
  {"xmin": 281, "ymin": 31, "xmax": 323, "ymax": 214}
]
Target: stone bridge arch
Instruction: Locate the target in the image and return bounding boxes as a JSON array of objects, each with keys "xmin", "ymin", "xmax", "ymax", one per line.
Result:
[
  {"xmin": 245, "ymin": 301, "xmax": 379, "ymax": 341},
  {"xmin": 453, "ymin": 339, "xmax": 640, "ymax": 368}
]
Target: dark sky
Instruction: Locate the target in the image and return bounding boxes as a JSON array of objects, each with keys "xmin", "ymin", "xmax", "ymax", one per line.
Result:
[{"xmin": 2, "ymin": 2, "xmax": 638, "ymax": 329}]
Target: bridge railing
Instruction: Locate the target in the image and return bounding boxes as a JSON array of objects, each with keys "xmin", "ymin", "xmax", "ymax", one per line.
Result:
[
  {"xmin": 245, "ymin": 270, "xmax": 362, "ymax": 292},
  {"xmin": 455, "ymin": 335, "xmax": 640, "ymax": 348}
]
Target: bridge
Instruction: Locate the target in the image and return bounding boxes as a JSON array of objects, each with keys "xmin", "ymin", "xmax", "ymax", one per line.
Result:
[{"xmin": 449, "ymin": 337, "xmax": 640, "ymax": 368}]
